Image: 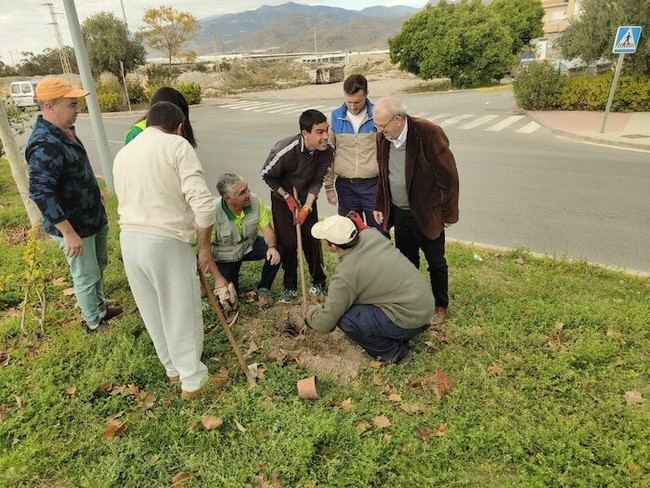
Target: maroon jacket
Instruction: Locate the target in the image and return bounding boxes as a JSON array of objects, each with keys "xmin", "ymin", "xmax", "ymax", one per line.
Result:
[{"xmin": 374, "ymin": 116, "xmax": 459, "ymax": 241}]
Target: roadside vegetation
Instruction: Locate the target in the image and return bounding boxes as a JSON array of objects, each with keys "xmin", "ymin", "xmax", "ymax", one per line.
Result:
[{"xmin": 1, "ymin": 160, "xmax": 648, "ymax": 486}]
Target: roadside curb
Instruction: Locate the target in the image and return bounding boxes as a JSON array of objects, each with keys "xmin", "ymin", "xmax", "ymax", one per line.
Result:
[
  {"xmin": 448, "ymin": 237, "xmax": 650, "ymax": 278},
  {"xmin": 525, "ymin": 111, "xmax": 650, "ymax": 151}
]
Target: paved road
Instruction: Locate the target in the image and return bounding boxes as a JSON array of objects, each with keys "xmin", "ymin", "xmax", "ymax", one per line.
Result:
[{"xmin": 73, "ymin": 89, "xmax": 650, "ymax": 272}]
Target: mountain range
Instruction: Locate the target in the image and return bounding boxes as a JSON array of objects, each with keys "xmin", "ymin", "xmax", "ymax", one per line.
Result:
[{"xmin": 192, "ymin": 2, "xmax": 423, "ymax": 54}]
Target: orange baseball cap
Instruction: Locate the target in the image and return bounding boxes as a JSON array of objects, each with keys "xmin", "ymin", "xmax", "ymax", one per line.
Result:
[{"xmin": 36, "ymin": 77, "xmax": 89, "ymax": 101}]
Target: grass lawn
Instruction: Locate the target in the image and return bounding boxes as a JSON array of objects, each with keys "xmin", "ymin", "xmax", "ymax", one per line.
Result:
[{"xmin": 0, "ymin": 159, "xmax": 648, "ymax": 487}]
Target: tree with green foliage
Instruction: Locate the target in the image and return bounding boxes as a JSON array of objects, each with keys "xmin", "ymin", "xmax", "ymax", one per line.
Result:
[
  {"xmin": 81, "ymin": 12, "xmax": 146, "ymax": 79},
  {"xmin": 389, "ymin": 0, "xmax": 513, "ymax": 88},
  {"xmin": 558, "ymin": 0, "xmax": 649, "ymax": 75},
  {"xmin": 139, "ymin": 7, "xmax": 200, "ymax": 69},
  {"xmin": 16, "ymin": 48, "xmax": 78, "ymax": 76},
  {"xmin": 491, "ymin": 0, "xmax": 544, "ymax": 54}
]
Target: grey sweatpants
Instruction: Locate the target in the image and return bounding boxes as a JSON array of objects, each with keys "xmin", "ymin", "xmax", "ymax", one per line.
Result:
[{"xmin": 120, "ymin": 231, "xmax": 208, "ymax": 392}]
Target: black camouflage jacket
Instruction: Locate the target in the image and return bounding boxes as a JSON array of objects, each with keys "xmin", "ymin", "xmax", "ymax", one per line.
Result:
[{"xmin": 26, "ymin": 115, "xmax": 107, "ymax": 237}]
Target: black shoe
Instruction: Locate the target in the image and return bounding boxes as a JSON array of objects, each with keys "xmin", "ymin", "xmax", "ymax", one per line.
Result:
[{"xmin": 103, "ymin": 305, "xmax": 123, "ymax": 322}]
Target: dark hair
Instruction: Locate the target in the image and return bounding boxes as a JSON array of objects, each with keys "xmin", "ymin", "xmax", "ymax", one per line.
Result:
[
  {"xmin": 343, "ymin": 74, "xmax": 368, "ymax": 95},
  {"xmin": 147, "ymin": 101, "xmax": 185, "ymax": 134},
  {"xmin": 299, "ymin": 109, "xmax": 327, "ymax": 132},
  {"xmin": 327, "ymin": 232, "xmax": 360, "ymax": 250},
  {"xmin": 140, "ymin": 87, "xmax": 196, "ymax": 147}
]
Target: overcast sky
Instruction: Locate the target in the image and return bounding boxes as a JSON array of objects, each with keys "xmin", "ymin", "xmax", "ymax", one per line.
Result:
[{"xmin": 0, "ymin": 1, "xmax": 428, "ymax": 66}]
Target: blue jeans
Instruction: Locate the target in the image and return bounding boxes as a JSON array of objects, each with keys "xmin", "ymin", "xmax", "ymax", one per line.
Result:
[
  {"xmin": 335, "ymin": 177, "xmax": 381, "ymax": 230},
  {"xmin": 52, "ymin": 225, "xmax": 108, "ymax": 327},
  {"xmin": 338, "ymin": 304, "xmax": 429, "ymax": 362}
]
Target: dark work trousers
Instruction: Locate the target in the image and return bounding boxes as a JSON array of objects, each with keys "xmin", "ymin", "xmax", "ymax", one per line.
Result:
[
  {"xmin": 216, "ymin": 236, "xmax": 280, "ymax": 292},
  {"xmin": 271, "ymin": 195, "xmax": 326, "ymax": 291},
  {"xmin": 335, "ymin": 177, "xmax": 381, "ymax": 230},
  {"xmin": 391, "ymin": 205, "xmax": 449, "ymax": 309},
  {"xmin": 338, "ymin": 304, "xmax": 429, "ymax": 362}
]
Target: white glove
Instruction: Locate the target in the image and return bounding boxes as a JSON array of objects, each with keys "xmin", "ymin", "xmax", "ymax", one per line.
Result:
[{"xmin": 214, "ymin": 282, "xmax": 238, "ymax": 312}]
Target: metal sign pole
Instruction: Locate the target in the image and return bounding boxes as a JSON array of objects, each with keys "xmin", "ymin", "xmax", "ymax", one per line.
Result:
[
  {"xmin": 600, "ymin": 53, "xmax": 625, "ymax": 135},
  {"xmin": 61, "ymin": 0, "xmax": 115, "ymax": 192}
]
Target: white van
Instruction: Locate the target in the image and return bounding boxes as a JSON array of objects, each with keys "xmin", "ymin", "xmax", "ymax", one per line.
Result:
[{"xmin": 9, "ymin": 80, "xmax": 39, "ymax": 108}]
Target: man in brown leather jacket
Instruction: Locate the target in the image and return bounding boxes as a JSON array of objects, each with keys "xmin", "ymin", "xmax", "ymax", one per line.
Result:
[{"xmin": 372, "ymin": 97, "xmax": 459, "ymax": 325}]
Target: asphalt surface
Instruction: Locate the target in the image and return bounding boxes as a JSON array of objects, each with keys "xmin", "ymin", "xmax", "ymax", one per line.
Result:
[{"xmin": 71, "ymin": 89, "xmax": 650, "ymax": 273}]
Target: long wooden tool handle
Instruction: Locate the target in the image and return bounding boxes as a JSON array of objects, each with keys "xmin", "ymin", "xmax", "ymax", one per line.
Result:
[
  {"xmin": 198, "ymin": 269, "xmax": 256, "ymax": 387},
  {"xmin": 293, "ymin": 187, "xmax": 308, "ymax": 319}
]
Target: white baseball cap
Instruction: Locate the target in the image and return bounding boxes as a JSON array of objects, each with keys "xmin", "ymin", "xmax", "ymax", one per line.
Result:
[{"xmin": 311, "ymin": 215, "xmax": 358, "ymax": 245}]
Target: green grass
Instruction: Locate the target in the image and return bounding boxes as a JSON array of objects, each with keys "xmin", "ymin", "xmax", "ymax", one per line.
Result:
[{"xmin": 1, "ymin": 159, "xmax": 649, "ymax": 486}]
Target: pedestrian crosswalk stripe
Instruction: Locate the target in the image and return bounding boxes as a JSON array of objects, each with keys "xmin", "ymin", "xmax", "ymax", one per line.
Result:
[
  {"xmin": 270, "ymin": 104, "xmax": 314, "ymax": 114},
  {"xmin": 413, "ymin": 112, "xmax": 431, "ymax": 118},
  {"xmin": 323, "ymin": 106, "xmax": 339, "ymax": 113},
  {"xmin": 428, "ymin": 113, "xmax": 451, "ymax": 121},
  {"xmin": 265, "ymin": 104, "xmax": 301, "ymax": 113},
  {"xmin": 459, "ymin": 114, "xmax": 499, "ymax": 130},
  {"xmin": 251, "ymin": 103, "xmax": 291, "ymax": 112},
  {"xmin": 486, "ymin": 115, "xmax": 525, "ymax": 131},
  {"xmin": 220, "ymin": 100, "xmax": 253, "ymax": 108},
  {"xmin": 239, "ymin": 102, "xmax": 277, "ymax": 111},
  {"xmin": 515, "ymin": 121, "xmax": 541, "ymax": 134},
  {"xmin": 225, "ymin": 101, "xmax": 263, "ymax": 110},
  {"xmin": 440, "ymin": 114, "xmax": 475, "ymax": 127},
  {"xmin": 286, "ymin": 104, "xmax": 326, "ymax": 114}
]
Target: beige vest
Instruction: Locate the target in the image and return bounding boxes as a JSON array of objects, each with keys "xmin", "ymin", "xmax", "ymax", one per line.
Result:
[{"xmin": 212, "ymin": 196, "xmax": 260, "ymax": 262}]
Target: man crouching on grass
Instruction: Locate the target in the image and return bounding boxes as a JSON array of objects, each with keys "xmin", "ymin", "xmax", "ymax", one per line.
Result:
[{"xmin": 304, "ymin": 215, "xmax": 433, "ymax": 364}]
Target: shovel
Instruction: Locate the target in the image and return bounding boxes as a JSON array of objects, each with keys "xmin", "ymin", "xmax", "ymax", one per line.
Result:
[
  {"xmin": 198, "ymin": 269, "xmax": 256, "ymax": 388},
  {"xmin": 293, "ymin": 187, "xmax": 309, "ymax": 323}
]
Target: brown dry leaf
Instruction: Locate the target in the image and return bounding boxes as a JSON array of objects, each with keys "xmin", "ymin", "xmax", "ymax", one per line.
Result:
[
  {"xmin": 372, "ymin": 415, "xmax": 391, "ymax": 429},
  {"xmin": 369, "ymin": 360, "xmax": 384, "ymax": 369},
  {"xmin": 110, "ymin": 385, "xmax": 125, "ymax": 396},
  {"xmin": 210, "ymin": 367, "xmax": 230, "ymax": 386},
  {"xmin": 294, "ymin": 354, "xmax": 309, "ymax": 369},
  {"xmin": 504, "ymin": 353, "xmax": 522, "ymax": 362},
  {"xmin": 254, "ymin": 431, "xmax": 267, "ymax": 443},
  {"xmin": 271, "ymin": 472, "xmax": 281, "ymax": 488},
  {"xmin": 387, "ymin": 393, "xmax": 402, "ymax": 402},
  {"xmin": 0, "ymin": 405, "xmax": 7, "ymax": 422},
  {"xmin": 615, "ymin": 356, "xmax": 625, "ymax": 367},
  {"xmin": 62, "ymin": 287, "xmax": 76, "ymax": 296},
  {"xmin": 417, "ymin": 425, "xmax": 435, "ymax": 442},
  {"xmin": 514, "ymin": 257, "xmax": 525, "ymax": 265},
  {"xmin": 102, "ymin": 418, "xmax": 127, "ymax": 440},
  {"xmin": 245, "ymin": 341, "xmax": 259, "ymax": 358},
  {"xmin": 434, "ymin": 423, "xmax": 449, "ymax": 437},
  {"xmin": 382, "ymin": 433, "xmax": 392, "ymax": 444},
  {"xmin": 431, "ymin": 369, "xmax": 453, "ymax": 399},
  {"xmin": 372, "ymin": 374, "xmax": 387, "ymax": 387},
  {"xmin": 235, "ymin": 419, "xmax": 247, "ymax": 432},
  {"xmin": 170, "ymin": 471, "xmax": 192, "ymax": 486},
  {"xmin": 340, "ymin": 398, "xmax": 355, "ymax": 412},
  {"xmin": 355, "ymin": 420, "xmax": 370, "ymax": 434},
  {"xmin": 0, "ymin": 351, "xmax": 9, "ymax": 368},
  {"xmin": 65, "ymin": 386, "xmax": 78, "ymax": 396},
  {"xmin": 51, "ymin": 276, "xmax": 67, "ymax": 287},
  {"xmin": 400, "ymin": 402, "xmax": 426, "ymax": 415},
  {"xmin": 15, "ymin": 396, "xmax": 23, "ymax": 411},
  {"xmin": 140, "ymin": 392, "xmax": 157, "ymax": 411},
  {"xmin": 624, "ymin": 390, "xmax": 644, "ymax": 405},
  {"xmin": 487, "ymin": 364, "xmax": 504, "ymax": 376},
  {"xmin": 201, "ymin": 415, "xmax": 223, "ymax": 430},
  {"xmin": 123, "ymin": 384, "xmax": 140, "ymax": 396}
]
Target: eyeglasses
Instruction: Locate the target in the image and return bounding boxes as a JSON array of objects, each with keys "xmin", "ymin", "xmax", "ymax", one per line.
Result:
[{"xmin": 373, "ymin": 115, "xmax": 397, "ymax": 130}]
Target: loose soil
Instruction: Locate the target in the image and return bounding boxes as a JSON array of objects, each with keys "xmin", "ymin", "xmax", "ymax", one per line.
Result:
[{"xmin": 232, "ymin": 302, "xmax": 367, "ymax": 386}]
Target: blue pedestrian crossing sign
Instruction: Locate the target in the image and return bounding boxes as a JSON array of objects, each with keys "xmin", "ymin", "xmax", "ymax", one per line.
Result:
[{"xmin": 612, "ymin": 26, "xmax": 642, "ymax": 54}]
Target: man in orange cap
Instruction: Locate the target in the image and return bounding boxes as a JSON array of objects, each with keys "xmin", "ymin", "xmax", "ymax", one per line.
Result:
[{"xmin": 26, "ymin": 76, "xmax": 121, "ymax": 332}]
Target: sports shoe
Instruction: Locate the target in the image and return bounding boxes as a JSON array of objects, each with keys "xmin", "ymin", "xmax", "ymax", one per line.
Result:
[
  {"xmin": 278, "ymin": 289, "xmax": 298, "ymax": 303},
  {"xmin": 102, "ymin": 305, "xmax": 123, "ymax": 322},
  {"xmin": 309, "ymin": 283, "xmax": 327, "ymax": 298},
  {"xmin": 256, "ymin": 288, "xmax": 274, "ymax": 307}
]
